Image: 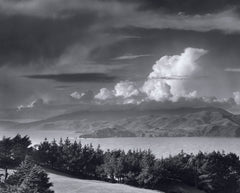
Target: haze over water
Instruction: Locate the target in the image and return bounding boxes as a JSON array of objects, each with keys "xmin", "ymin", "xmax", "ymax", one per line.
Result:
[{"xmin": 80, "ymin": 137, "xmax": 240, "ymax": 158}]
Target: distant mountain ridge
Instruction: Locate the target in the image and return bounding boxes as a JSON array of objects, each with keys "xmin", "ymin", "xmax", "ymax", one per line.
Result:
[{"xmin": 2, "ymin": 107, "xmax": 240, "ymax": 137}]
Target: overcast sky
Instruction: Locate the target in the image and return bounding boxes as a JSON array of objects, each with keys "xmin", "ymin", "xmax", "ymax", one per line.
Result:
[{"xmin": 1, "ymin": 0, "xmax": 240, "ymax": 112}]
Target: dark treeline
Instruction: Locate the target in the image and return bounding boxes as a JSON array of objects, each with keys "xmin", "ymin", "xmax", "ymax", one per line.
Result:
[
  {"xmin": 1, "ymin": 135, "xmax": 240, "ymax": 193},
  {"xmin": 33, "ymin": 137, "xmax": 240, "ymax": 193}
]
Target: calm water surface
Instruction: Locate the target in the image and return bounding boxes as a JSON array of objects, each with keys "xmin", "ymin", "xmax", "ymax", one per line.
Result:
[{"xmin": 1, "ymin": 128, "xmax": 240, "ymax": 158}]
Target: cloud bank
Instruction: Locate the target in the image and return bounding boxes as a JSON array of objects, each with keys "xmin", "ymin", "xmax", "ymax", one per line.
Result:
[
  {"xmin": 16, "ymin": 47, "xmax": 240, "ymax": 112},
  {"xmin": 92, "ymin": 47, "xmax": 239, "ymax": 109},
  {"xmin": 95, "ymin": 48, "xmax": 208, "ymax": 104},
  {"xmin": 15, "ymin": 47, "xmax": 240, "ymax": 110}
]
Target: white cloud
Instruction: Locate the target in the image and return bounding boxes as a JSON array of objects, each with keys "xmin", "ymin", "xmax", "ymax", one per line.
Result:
[
  {"xmin": 142, "ymin": 47, "xmax": 207, "ymax": 101},
  {"xmin": 149, "ymin": 48, "xmax": 207, "ymax": 79},
  {"xmin": 70, "ymin": 90, "xmax": 94, "ymax": 103},
  {"xmin": 113, "ymin": 54, "xmax": 152, "ymax": 60},
  {"xmin": 186, "ymin": 90, "xmax": 198, "ymax": 98},
  {"xmin": 122, "ymin": 98, "xmax": 142, "ymax": 105},
  {"xmin": 95, "ymin": 81, "xmax": 140, "ymax": 103},
  {"xmin": 142, "ymin": 79, "xmax": 172, "ymax": 101},
  {"xmin": 70, "ymin": 91, "xmax": 84, "ymax": 100},
  {"xmin": 114, "ymin": 81, "xmax": 139, "ymax": 98},
  {"xmin": 233, "ymin": 91, "xmax": 240, "ymax": 105},
  {"xmin": 95, "ymin": 88, "xmax": 115, "ymax": 101},
  {"xmin": 17, "ymin": 98, "xmax": 44, "ymax": 111}
]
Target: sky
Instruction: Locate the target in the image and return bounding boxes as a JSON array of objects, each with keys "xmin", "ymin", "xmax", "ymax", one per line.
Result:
[{"xmin": 1, "ymin": 0, "xmax": 240, "ymax": 114}]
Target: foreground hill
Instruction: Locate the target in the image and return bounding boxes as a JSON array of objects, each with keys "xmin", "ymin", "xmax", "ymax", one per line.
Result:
[
  {"xmin": 3, "ymin": 107, "xmax": 240, "ymax": 137},
  {"xmin": 48, "ymin": 172, "xmax": 162, "ymax": 193}
]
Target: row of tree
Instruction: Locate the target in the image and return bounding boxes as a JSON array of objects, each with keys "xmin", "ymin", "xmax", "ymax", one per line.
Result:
[
  {"xmin": 33, "ymin": 137, "xmax": 240, "ymax": 193},
  {"xmin": 1, "ymin": 135, "xmax": 240, "ymax": 193}
]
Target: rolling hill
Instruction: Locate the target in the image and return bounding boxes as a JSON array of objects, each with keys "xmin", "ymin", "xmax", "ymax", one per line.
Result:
[{"xmin": 2, "ymin": 107, "xmax": 240, "ymax": 138}]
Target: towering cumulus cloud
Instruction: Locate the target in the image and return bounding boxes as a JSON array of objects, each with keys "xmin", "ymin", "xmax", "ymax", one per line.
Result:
[
  {"xmin": 142, "ymin": 48, "xmax": 208, "ymax": 101},
  {"xmin": 115, "ymin": 81, "xmax": 139, "ymax": 98},
  {"xmin": 95, "ymin": 48, "xmax": 208, "ymax": 104}
]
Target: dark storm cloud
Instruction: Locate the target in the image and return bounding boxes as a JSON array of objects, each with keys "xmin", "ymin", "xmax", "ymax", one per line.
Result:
[
  {"xmin": 55, "ymin": 85, "xmax": 72, "ymax": 89},
  {"xmin": 25, "ymin": 73, "xmax": 117, "ymax": 83},
  {"xmin": 0, "ymin": 0, "xmax": 239, "ymax": 69},
  {"xmin": 135, "ymin": 0, "xmax": 240, "ymax": 15},
  {"xmin": 0, "ymin": 11, "xmax": 97, "ymax": 66},
  {"xmin": 92, "ymin": 27, "xmax": 240, "ymax": 69},
  {"xmin": 2, "ymin": 0, "xmax": 240, "ymax": 17}
]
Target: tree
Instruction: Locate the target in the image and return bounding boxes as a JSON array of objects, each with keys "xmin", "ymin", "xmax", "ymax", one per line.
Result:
[
  {"xmin": 17, "ymin": 165, "xmax": 53, "ymax": 193},
  {"xmin": 0, "ymin": 135, "xmax": 31, "ymax": 180},
  {"xmin": 7, "ymin": 157, "xmax": 54, "ymax": 193},
  {"xmin": 0, "ymin": 137, "xmax": 14, "ymax": 180},
  {"xmin": 11, "ymin": 135, "xmax": 31, "ymax": 164},
  {"xmin": 137, "ymin": 149, "xmax": 156, "ymax": 187},
  {"xmin": 196, "ymin": 151, "xmax": 240, "ymax": 193},
  {"xmin": 49, "ymin": 139, "xmax": 59, "ymax": 168}
]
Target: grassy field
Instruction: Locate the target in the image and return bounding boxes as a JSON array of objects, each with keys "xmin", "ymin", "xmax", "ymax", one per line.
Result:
[
  {"xmin": 48, "ymin": 172, "xmax": 162, "ymax": 193},
  {"xmin": 48, "ymin": 172, "xmax": 206, "ymax": 193}
]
